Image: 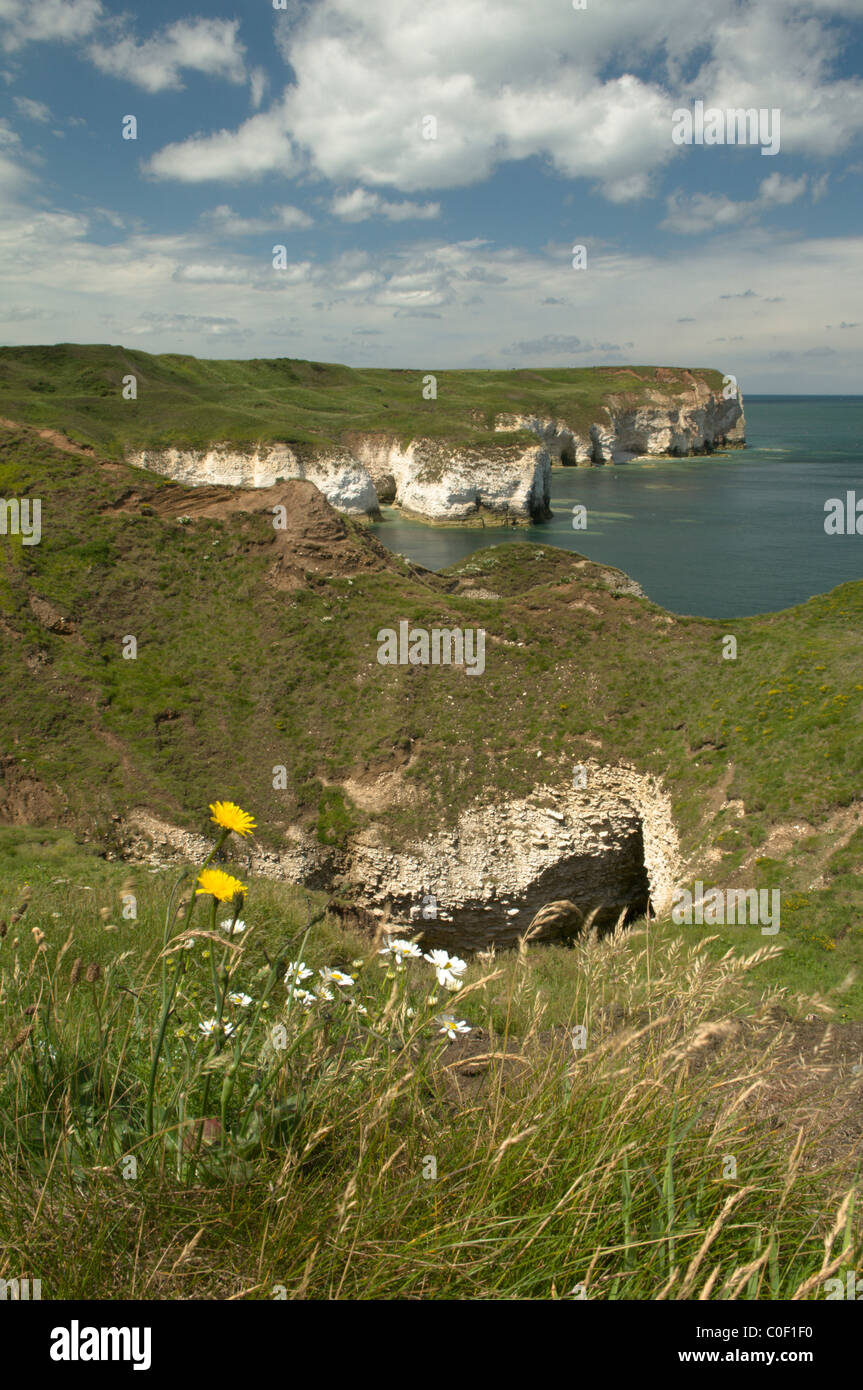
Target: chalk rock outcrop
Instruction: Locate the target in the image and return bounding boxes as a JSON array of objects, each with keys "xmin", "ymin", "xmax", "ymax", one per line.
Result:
[
  {"xmin": 128, "ymin": 436, "xmax": 549, "ymax": 524},
  {"xmin": 127, "ymin": 443, "xmax": 380, "ymax": 517},
  {"xmin": 346, "ymin": 763, "xmax": 681, "ymax": 950},
  {"xmin": 495, "ymin": 376, "xmax": 745, "ymax": 465},
  {"xmin": 356, "ymin": 435, "xmax": 551, "ymax": 524}
]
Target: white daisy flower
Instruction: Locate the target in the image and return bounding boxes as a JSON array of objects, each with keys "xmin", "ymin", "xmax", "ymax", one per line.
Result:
[
  {"xmin": 285, "ymin": 961, "xmax": 313, "ymax": 987},
  {"xmin": 319, "ymin": 967, "xmax": 354, "ymax": 988},
  {"xmin": 227, "ymin": 992, "xmax": 252, "ymax": 1008},
  {"xmin": 294, "ymin": 988, "xmax": 316, "ymax": 1007},
  {"xmin": 198, "ymin": 1018, "xmax": 236, "ymax": 1038},
  {"xmin": 424, "ymin": 948, "xmax": 467, "ymax": 987},
  {"xmin": 437, "ymin": 1015, "xmax": 471, "ymax": 1042},
  {"xmin": 221, "ymin": 918, "xmax": 247, "ymax": 935},
  {"xmin": 316, "ymin": 986, "xmax": 334, "ymax": 1003},
  {"xmin": 379, "ymin": 938, "xmax": 422, "ymax": 965}
]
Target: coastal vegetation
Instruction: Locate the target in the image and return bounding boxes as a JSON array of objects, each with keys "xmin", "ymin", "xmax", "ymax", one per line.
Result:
[{"xmin": 0, "ymin": 372, "xmax": 860, "ymax": 1299}]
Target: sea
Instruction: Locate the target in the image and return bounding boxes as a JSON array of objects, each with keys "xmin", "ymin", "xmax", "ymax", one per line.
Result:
[{"xmin": 368, "ymin": 396, "xmax": 863, "ymax": 619}]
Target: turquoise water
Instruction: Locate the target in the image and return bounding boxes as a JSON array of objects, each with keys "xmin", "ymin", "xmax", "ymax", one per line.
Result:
[{"xmin": 369, "ymin": 397, "xmax": 863, "ymax": 619}]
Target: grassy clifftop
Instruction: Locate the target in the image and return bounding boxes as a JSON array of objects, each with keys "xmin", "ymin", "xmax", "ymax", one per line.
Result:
[{"xmin": 0, "ymin": 342, "xmax": 725, "ymax": 456}]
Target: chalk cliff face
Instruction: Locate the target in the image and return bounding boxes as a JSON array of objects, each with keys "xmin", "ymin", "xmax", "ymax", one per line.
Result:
[
  {"xmin": 127, "ymin": 376, "xmax": 744, "ymax": 522},
  {"xmin": 351, "ymin": 434, "xmax": 552, "ymax": 523},
  {"xmin": 345, "ymin": 763, "xmax": 680, "ymax": 948},
  {"xmin": 127, "ymin": 443, "xmax": 381, "ymax": 518},
  {"xmin": 129, "ymin": 436, "xmax": 552, "ymax": 524},
  {"xmin": 495, "ymin": 376, "xmax": 745, "ymax": 466}
]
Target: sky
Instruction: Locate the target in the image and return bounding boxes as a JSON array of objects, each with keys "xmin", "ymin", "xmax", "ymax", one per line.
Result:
[{"xmin": 1, "ymin": 0, "xmax": 862, "ymax": 391}]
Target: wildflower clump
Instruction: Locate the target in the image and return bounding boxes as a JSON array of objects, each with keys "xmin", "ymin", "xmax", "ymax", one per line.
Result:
[{"xmin": 141, "ymin": 799, "xmax": 479, "ymax": 1179}]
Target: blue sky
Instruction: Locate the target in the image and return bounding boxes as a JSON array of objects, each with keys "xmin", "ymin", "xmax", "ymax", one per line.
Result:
[{"xmin": 1, "ymin": 0, "xmax": 862, "ymax": 390}]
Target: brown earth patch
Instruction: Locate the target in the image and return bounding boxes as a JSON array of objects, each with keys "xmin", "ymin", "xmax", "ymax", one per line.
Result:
[
  {"xmin": 113, "ymin": 478, "xmax": 431, "ymax": 588},
  {"xmin": 739, "ymin": 802, "xmax": 863, "ymax": 884},
  {"xmin": 0, "ymin": 417, "xmax": 98, "ymax": 459},
  {"xmin": 0, "ymin": 755, "xmax": 63, "ymax": 824},
  {"xmin": 28, "ymin": 595, "xmax": 78, "ymax": 636}
]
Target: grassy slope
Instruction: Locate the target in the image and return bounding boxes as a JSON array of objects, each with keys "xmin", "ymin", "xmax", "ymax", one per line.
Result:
[
  {"xmin": 0, "ymin": 419, "xmax": 861, "ymax": 1016},
  {"xmin": 0, "ymin": 342, "xmax": 725, "ymax": 455}
]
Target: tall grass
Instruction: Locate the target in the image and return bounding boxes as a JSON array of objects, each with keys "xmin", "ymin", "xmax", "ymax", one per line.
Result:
[{"xmin": 0, "ymin": 818, "xmax": 859, "ymax": 1299}]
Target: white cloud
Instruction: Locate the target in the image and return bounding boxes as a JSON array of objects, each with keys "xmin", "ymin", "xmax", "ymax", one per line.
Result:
[
  {"xmin": 0, "ymin": 0, "xmax": 102, "ymax": 52},
  {"xmin": 0, "ymin": 117, "xmax": 20, "ymax": 147},
  {"xmin": 171, "ymin": 256, "xmax": 312, "ymax": 288},
  {"xmin": 759, "ymin": 172, "xmax": 809, "ymax": 206},
  {"xmin": 129, "ymin": 312, "xmax": 244, "ymax": 337},
  {"xmin": 88, "ymin": 18, "xmax": 246, "ymax": 93},
  {"xmin": 811, "ymin": 172, "xmax": 830, "ymax": 201},
  {"xmin": 0, "ymin": 303, "xmax": 53, "ymax": 322},
  {"xmin": 274, "ymin": 203, "xmax": 314, "ymax": 229},
  {"xmin": 501, "ymin": 334, "xmax": 622, "ymax": 358},
  {"xmin": 0, "ymin": 151, "xmax": 29, "ymax": 197},
  {"xmin": 13, "ymin": 96, "xmax": 51, "ymax": 122},
  {"xmin": 0, "ymin": 118, "xmax": 32, "ymax": 197},
  {"xmin": 662, "ymin": 173, "xmax": 809, "ymax": 234},
  {"xmin": 201, "ymin": 203, "xmax": 313, "ymax": 235},
  {"xmin": 693, "ymin": 5, "xmax": 863, "ymax": 159},
  {"xmin": 249, "ymin": 66, "xmax": 268, "ymax": 110},
  {"xmin": 143, "ymin": 0, "xmax": 863, "ymax": 202},
  {"xmin": 330, "ymin": 188, "xmax": 440, "ymax": 221},
  {"xmin": 146, "ymin": 102, "xmax": 299, "ymax": 182}
]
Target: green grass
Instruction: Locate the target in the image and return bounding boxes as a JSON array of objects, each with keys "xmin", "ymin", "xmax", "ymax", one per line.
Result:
[
  {"xmin": 0, "ymin": 828, "xmax": 858, "ymax": 1300},
  {"xmin": 0, "ymin": 342, "xmax": 726, "ymax": 455}
]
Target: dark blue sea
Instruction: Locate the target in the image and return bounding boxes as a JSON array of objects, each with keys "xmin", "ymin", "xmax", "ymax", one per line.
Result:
[{"xmin": 369, "ymin": 397, "xmax": 863, "ymax": 618}]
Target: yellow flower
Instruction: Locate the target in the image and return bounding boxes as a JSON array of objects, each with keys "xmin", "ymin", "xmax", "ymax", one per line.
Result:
[
  {"xmin": 196, "ymin": 868, "xmax": 248, "ymax": 903},
  {"xmin": 209, "ymin": 801, "xmax": 256, "ymax": 838}
]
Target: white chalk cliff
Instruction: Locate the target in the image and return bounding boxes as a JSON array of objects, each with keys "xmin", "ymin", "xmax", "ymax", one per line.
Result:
[
  {"xmin": 127, "ymin": 442, "xmax": 380, "ymax": 517},
  {"xmin": 495, "ymin": 377, "xmax": 745, "ymax": 465},
  {"xmin": 128, "ymin": 377, "xmax": 744, "ymax": 524}
]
